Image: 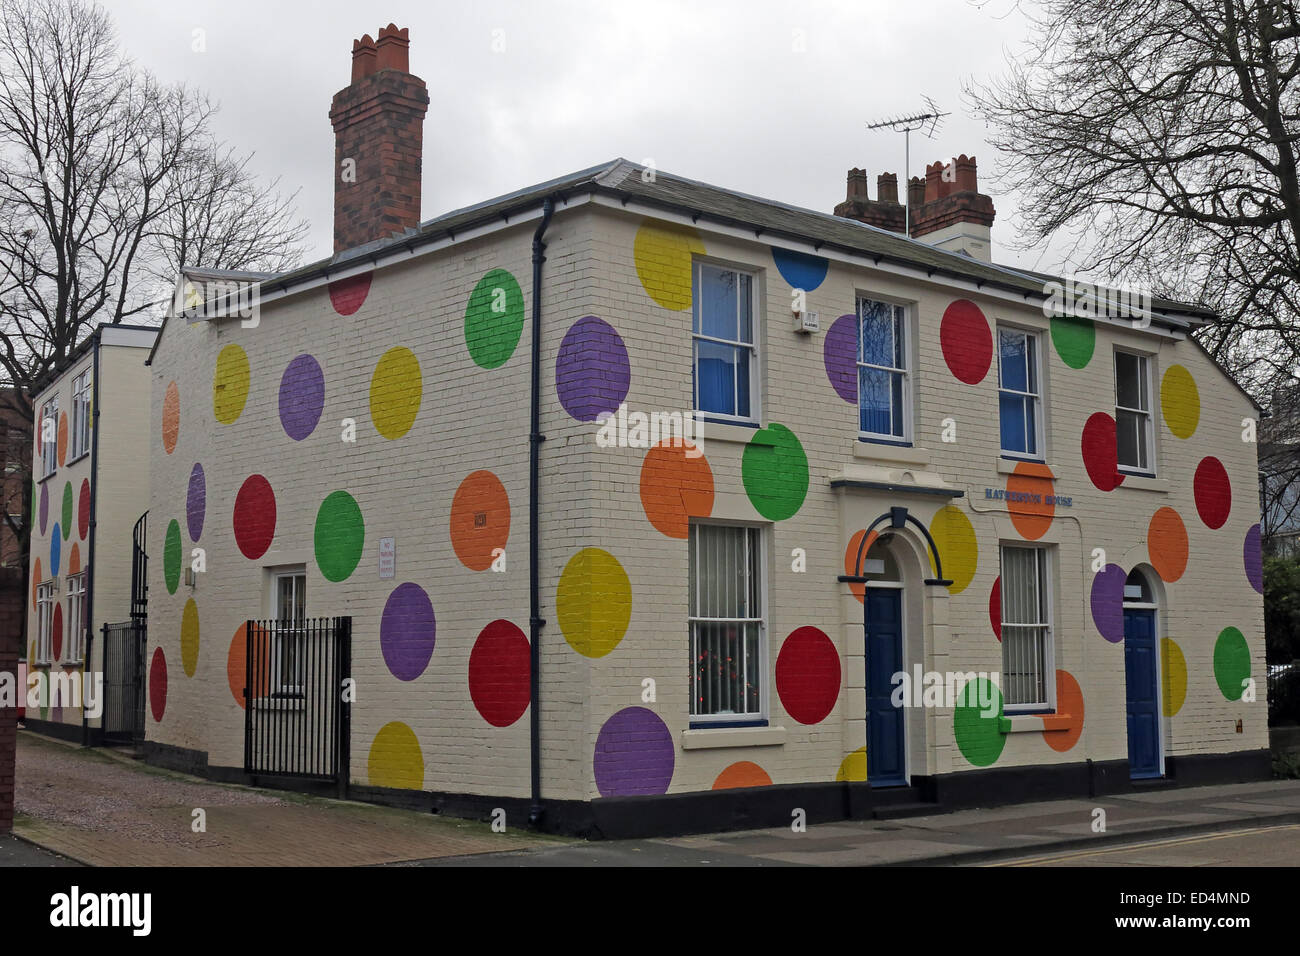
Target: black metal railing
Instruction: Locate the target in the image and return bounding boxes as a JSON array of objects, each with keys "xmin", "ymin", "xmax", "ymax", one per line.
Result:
[
  {"xmin": 243, "ymin": 616, "xmax": 351, "ymax": 792},
  {"xmin": 102, "ymin": 620, "xmax": 146, "ymax": 744},
  {"xmin": 130, "ymin": 511, "xmax": 148, "ymax": 625}
]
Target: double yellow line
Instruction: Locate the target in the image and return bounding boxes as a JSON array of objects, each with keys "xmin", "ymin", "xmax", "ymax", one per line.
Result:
[{"xmin": 981, "ymin": 823, "xmax": 1300, "ymax": 866}]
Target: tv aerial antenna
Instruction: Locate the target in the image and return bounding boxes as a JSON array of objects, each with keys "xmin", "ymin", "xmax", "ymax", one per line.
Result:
[{"xmin": 866, "ymin": 95, "xmax": 950, "ymax": 234}]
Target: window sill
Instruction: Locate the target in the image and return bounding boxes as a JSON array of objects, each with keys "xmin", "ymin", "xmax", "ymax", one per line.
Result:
[
  {"xmin": 1002, "ymin": 714, "xmax": 1075, "ymax": 733},
  {"xmin": 700, "ymin": 420, "xmax": 763, "ymax": 445},
  {"xmin": 65, "ymin": 451, "xmax": 89, "ymax": 468},
  {"xmin": 36, "ymin": 471, "xmax": 56, "ymax": 485},
  {"xmin": 680, "ymin": 725, "xmax": 787, "ymax": 750},
  {"xmin": 1118, "ymin": 473, "xmax": 1169, "ymax": 493},
  {"xmin": 996, "ymin": 458, "xmax": 1054, "ymax": 476},
  {"xmin": 852, "ymin": 442, "xmax": 931, "ymax": 467}
]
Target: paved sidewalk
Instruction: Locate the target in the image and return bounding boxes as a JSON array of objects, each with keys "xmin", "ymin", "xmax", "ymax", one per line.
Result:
[
  {"xmin": 424, "ymin": 778, "xmax": 1300, "ymax": 866},
  {"xmin": 12, "ymin": 732, "xmax": 557, "ymax": 866}
]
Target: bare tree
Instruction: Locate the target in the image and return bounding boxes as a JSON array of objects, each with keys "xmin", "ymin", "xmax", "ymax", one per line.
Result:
[
  {"xmin": 0, "ymin": 0, "xmax": 308, "ymax": 591},
  {"xmin": 965, "ymin": 0, "xmax": 1300, "ymax": 398}
]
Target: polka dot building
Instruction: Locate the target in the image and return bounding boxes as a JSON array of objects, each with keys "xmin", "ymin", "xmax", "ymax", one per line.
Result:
[{"xmin": 42, "ymin": 25, "xmax": 1266, "ymax": 836}]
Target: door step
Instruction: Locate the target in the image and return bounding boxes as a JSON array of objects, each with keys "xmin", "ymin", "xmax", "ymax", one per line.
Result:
[{"xmin": 872, "ymin": 801, "xmax": 941, "ymax": 820}]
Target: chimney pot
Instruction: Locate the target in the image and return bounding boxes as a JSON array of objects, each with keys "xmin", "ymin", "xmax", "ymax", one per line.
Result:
[
  {"xmin": 846, "ymin": 167, "xmax": 868, "ymax": 200},
  {"xmin": 907, "ymin": 176, "xmax": 926, "ymax": 209},
  {"xmin": 351, "ymin": 35, "xmax": 377, "ymax": 82},
  {"xmin": 877, "ymin": 172, "xmax": 898, "ymax": 204},
  {"xmin": 375, "ymin": 23, "xmax": 410, "ymax": 72},
  {"xmin": 955, "ymin": 154, "xmax": 978, "ymax": 193}
]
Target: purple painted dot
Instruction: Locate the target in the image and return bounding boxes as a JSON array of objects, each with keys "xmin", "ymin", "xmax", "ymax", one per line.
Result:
[
  {"xmin": 39, "ymin": 482, "xmax": 48, "ymax": 536},
  {"xmin": 186, "ymin": 463, "xmax": 206, "ymax": 541},
  {"xmin": 1245, "ymin": 523, "xmax": 1263, "ymax": 594},
  {"xmin": 823, "ymin": 314, "xmax": 857, "ymax": 404},
  {"xmin": 593, "ymin": 706, "xmax": 675, "ymax": 797},
  {"xmin": 1090, "ymin": 563, "xmax": 1126, "ymax": 643},
  {"xmin": 380, "ymin": 582, "xmax": 436, "ymax": 681},
  {"xmin": 279, "ymin": 354, "xmax": 325, "ymax": 441},
  {"xmin": 556, "ymin": 316, "xmax": 630, "ymax": 422}
]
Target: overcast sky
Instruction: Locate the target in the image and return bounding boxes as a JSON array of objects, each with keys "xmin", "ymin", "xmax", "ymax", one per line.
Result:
[{"xmin": 102, "ymin": 0, "xmax": 1060, "ymax": 272}]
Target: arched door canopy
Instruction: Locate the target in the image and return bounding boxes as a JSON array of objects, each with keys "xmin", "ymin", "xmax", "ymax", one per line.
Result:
[{"xmin": 837, "ymin": 505, "xmax": 953, "ymax": 587}]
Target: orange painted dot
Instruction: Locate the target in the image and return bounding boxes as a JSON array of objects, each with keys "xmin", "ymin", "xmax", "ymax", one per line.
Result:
[
  {"xmin": 1044, "ymin": 669, "xmax": 1085, "ymax": 752},
  {"xmin": 844, "ymin": 529, "xmax": 879, "ymax": 603},
  {"xmin": 31, "ymin": 557, "xmax": 41, "ymax": 611},
  {"xmin": 56, "ymin": 412, "xmax": 68, "ymax": 466},
  {"xmin": 162, "ymin": 381, "xmax": 180, "ymax": 455},
  {"xmin": 227, "ymin": 623, "xmax": 271, "ymax": 708},
  {"xmin": 68, "ymin": 543, "xmax": 80, "ymax": 576},
  {"xmin": 450, "ymin": 470, "xmax": 510, "ymax": 571},
  {"xmin": 1006, "ymin": 461, "xmax": 1055, "ymax": 540},
  {"xmin": 1147, "ymin": 507, "xmax": 1189, "ymax": 583},
  {"xmin": 639, "ymin": 439, "xmax": 714, "ymax": 538},
  {"xmin": 712, "ymin": 761, "xmax": 773, "ymax": 790}
]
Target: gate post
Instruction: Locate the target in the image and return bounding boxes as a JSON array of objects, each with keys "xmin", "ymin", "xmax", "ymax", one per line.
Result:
[{"xmin": 337, "ymin": 617, "xmax": 351, "ymax": 800}]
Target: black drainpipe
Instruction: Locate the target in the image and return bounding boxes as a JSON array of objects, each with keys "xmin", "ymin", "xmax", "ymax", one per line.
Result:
[
  {"xmin": 81, "ymin": 332, "xmax": 102, "ymax": 747},
  {"xmin": 528, "ymin": 197, "xmax": 555, "ymax": 827}
]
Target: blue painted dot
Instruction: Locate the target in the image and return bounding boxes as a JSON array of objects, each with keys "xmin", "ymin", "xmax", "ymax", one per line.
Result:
[
  {"xmin": 50, "ymin": 524, "xmax": 61, "ymax": 575},
  {"xmin": 771, "ymin": 247, "xmax": 829, "ymax": 292}
]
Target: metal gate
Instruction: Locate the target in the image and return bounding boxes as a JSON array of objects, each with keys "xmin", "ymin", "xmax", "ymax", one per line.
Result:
[
  {"xmin": 243, "ymin": 616, "xmax": 351, "ymax": 792},
  {"xmin": 102, "ymin": 621, "xmax": 146, "ymax": 744}
]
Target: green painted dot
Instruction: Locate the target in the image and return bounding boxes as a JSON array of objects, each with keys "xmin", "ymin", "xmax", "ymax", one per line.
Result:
[
  {"xmin": 163, "ymin": 519, "xmax": 182, "ymax": 595},
  {"xmin": 314, "ymin": 490, "xmax": 365, "ymax": 582},
  {"xmin": 464, "ymin": 269, "xmax": 524, "ymax": 370},
  {"xmin": 1049, "ymin": 315, "xmax": 1095, "ymax": 369},
  {"xmin": 61, "ymin": 482, "xmax": 72, "ymax": 540},
  {"xmin": 741, "ymin": 423, "xmax": 809, "ymax": 521},
  {"xmin": 953, "ymin": 677, "xmax": 1006, "ymax": 767},
  {"xmin": 1213, "ymin": 626, "xmax": 1251, "ymax": 701}
]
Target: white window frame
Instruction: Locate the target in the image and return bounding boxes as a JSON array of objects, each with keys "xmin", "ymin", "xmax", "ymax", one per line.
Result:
[
  {"xmin": 857, "ymin": 296, "xmax": 912, "ymax": 444},
  {"xmin": 38, "ymin": 396, "xmax": 58, "ymax": 479},
  {"xmin": 271, "ymin": 569, "xmax": 306, "ymax": 697},
  {"xmin": 691, "ymin": 261, "xmax": 760, "ymax": 424},
  {"xmin": 35, "ymin": 580, "xmax": 55, "ymax": 664},
  {"xmin": 64, "ymin": 571, "xmax": 86, "ymax": 663},
  {"xmin": 1115, "ymin": 348, "xmax": 1156, "ymax": 476},
  {"xmin": 69, "ymin": 367, "xmax": 91, "ymax": 462},
  {"xmin": 999, "ymin": 544, "xmax": 1055, "ymax": 713},
  {"xmin": 997, "ymin": 325, "xmax": 1044, "ymax": 460},
  {"xmin": 688, "ymin": 522, "xmax": 767, "ymax": 725}
]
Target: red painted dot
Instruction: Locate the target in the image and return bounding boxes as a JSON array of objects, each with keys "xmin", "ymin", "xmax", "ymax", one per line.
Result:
[
  {"xmin": 1194, "ymin": 456, "xmax": 1232, "ymax": 529},
  {"xmin": 1081, "ymin": 412, "xmax": 1125, "ymax": 491},
  {"xmin": 77, "ymin": 478, "xmax": 90, "ymax": 540},
  {"xmin": 468, "ymin": 619, "xmax": 531, "ymax": 727},
  {"xmin": 328, "ymin": 272, "xmax": 372, "ymax": 315},
  {"xmin": 149, "ymin": 647, "xmax": 167, "ymax": 722},
  {"xmin": 989, "ymin": 575, "xmax": 1001, "ymax": 641},
  {"xmin": 939, "ymin": 299, "xmax": 993, "ymax": 385},
  {"xmin": 775, "ymin": 626, "xmax": 841, "ymax": 725},
  {"xmin": 52, "ymin": 603, "xmax": 63, "ymax": 660},
  {"xmin": 233, "ymin": 475, "xmax": 277, "ymax": 559}
]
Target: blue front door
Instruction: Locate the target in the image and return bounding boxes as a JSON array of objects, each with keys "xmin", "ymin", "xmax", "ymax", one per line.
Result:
[
  {"xmin": 866, "ymin": 587, "xmax": 906, "ymax": 787},
  {"xmin": 1124, "ymin": 608, "xmax": 1161, "ymax": 779}
]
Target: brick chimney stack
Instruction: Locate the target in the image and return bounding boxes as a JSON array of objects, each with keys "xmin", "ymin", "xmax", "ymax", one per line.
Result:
[
  {"xmin": 834, "ymin": 155, "xmax": 997, "ymax": 262},
  {"xmin": 329, "ymin": 24, "xmax": 430, "ymax": 254}
]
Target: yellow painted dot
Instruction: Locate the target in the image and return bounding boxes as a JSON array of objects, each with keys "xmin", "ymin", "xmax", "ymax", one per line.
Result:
[
  {"xmin": 180, "ymin": 599, "xmax": 200, "ymax": 678},
  {"xmin": 368, "ymin": 721, "xmax": 425, "ymax": 790},
  {"xmin": 633, "ymin": 220, "xmax": 705, "ymax": 311},
  {"xmin": 835, "ymin": 747, "xmax": 867, "ymax": 782},
  {"xmin": 369, "ymin": 347, "xmax": 422, "ymax": 440},
  {"xmin": 1160, "ymin": 364, "xmax": 1200, "ymax": 439},
  {"xmin": 1161, "ymin": 637, "xmax": 1187, "ymax": 716},
  {"xmin": 556, "ymin": 547, "xmax": 632, "ymax": 658},
  {"xmin": 929, "ymin": 505, "xmax": 978, "ymax": 594},
  {"xmin": 213, "ymin": 344, "xmax": 251, "ymax": 425}
]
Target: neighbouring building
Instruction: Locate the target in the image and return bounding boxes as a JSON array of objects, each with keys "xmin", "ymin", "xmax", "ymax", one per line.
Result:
[
  {"xmin": 141, "ymin": 24, "xmax": 1268, "ymax": 837},
  {"xmin": 0, "ymin": 389, "xmax": 30, "ymax": 833},
  {"xmin": 25, "ymin": 324, "xmax": 156, "ymax": 742}
]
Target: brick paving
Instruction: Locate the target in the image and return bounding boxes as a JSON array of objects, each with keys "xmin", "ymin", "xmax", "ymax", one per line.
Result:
[{"xmin": 13, "ymin": 732, "xmax": 556, "ymax": 866}]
